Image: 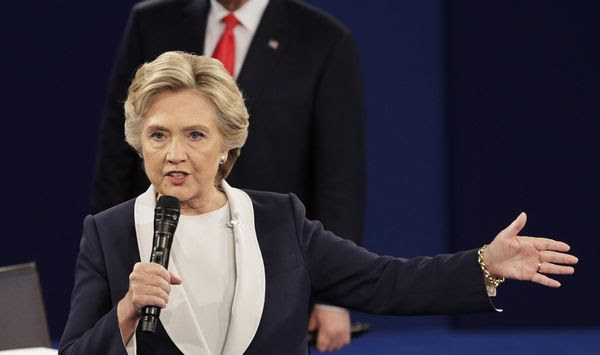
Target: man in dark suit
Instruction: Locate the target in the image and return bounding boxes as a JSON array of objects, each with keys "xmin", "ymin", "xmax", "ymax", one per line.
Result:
[{"xmin": 92, "ymin": 0, "xmax": 364, "ymax": 351}]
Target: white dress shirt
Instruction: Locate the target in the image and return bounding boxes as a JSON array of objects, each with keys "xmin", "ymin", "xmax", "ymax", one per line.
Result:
[{"xmin": 204, "ymin": 0, "xmax": 270, "ymax": 78}]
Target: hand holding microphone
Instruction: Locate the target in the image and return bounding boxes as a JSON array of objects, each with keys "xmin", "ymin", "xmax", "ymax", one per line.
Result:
[
  {"xmin": 117, "ymin": 196, "xmax": 181, "ymax": 342},
  {"xmin": 124, "ymin": 264, "xmax": 182, "ymax": 319}
]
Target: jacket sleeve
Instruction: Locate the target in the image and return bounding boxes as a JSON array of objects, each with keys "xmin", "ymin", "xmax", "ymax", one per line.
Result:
[
  {"xmin": 91, "ymin": 6, "xmax": 146, "ymax": 213},
  {"xmin": 289, "ymin": 194, "xmax": 494, "ymax": 315},
  {"xmin": 311, "ymin": 30, "xmax": 365, "ymax": 245},
  {"xmin": 59, "ymin": 215, "xmax": 128, "ymax": 355}
]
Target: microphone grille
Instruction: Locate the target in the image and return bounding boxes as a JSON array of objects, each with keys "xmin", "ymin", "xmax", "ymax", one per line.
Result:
[{"xmin": 156, "ymin": 195, "xmax": 181, "ymax": 210}]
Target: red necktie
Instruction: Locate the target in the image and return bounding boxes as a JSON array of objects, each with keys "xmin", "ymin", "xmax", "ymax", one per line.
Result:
[{"xmin": 212, "ymin": 13, "xmax": 239, "ymax": 76}]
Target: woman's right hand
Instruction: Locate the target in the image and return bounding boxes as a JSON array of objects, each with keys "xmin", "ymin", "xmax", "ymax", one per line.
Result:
[{"xmin": 117, "ymin": 262, "xmax": 182, "ymax": 344}]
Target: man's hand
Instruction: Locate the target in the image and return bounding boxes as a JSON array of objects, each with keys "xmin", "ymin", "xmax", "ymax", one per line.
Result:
[{"xmin": 307, "ymin": 305, "xmax": 351, "ymax": 352}]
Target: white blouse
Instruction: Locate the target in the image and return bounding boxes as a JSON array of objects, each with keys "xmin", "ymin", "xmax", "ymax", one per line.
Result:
[{"xmin": 171, "ymin": 202, "xmax": 236, "ymax": 355}]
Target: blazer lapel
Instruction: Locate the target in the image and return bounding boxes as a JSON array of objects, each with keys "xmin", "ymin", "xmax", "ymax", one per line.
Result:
[
  {"xmin": 237, "ymin": 0, "xmax": 290, "ymax": 107},
  {"xmin": 134, "ymin": 186, "xmax": 212, "ymax": 355},
  {"xmin": 220, "ymin": 181, "xmax": 266, "ymax": 355}
]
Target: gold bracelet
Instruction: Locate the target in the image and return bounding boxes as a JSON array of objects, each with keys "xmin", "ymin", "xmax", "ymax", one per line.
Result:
[{"xmin": 477, "ymin": 244, "xmax": 505, "ymax": 289}]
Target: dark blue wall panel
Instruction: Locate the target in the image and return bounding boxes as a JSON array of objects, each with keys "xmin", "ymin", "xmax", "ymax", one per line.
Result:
[
  {"xmin": 1, "ymin": 0, "xmax": 139, "ymax": 340},
  {"xmin": 448, "ymin": 0, "xmax": 600, "ymax": 327},
  {"xmin": 306, "ymin": 0, "xmax": 449, "ymax": 259},
  {"xmin": 309, "ymin": 0, "xmax": 449, "ymax": 329}
]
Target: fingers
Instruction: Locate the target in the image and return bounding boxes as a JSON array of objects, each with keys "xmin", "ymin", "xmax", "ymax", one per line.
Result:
[
  {"xmin": 316, "ymin": 327, "xmax": 351, "ymax": 352},
  {"xmin": 541, "ymin": 240, "xmax": 570, "ymax": 252},
  {"xmin": 130, "ymin": 290, "xmax": 168, "ymax": 309},
  {"xmin": 316, "ymin": 331, "xmax": 331, "ymax": 352},
  {"xmin": 538, "ymin": 250, "xmax": 577, "ymax": 275},
  {"xmin": 130, "ymin": 272, "xmax": 171, "ymax": 294},
  {"xmin": 531, "ymin": 273, "xmax": 561, "ymax": 288},
  {"xmin": 521, "ymin": 236, "xmax": 571, "ymax": 252},
  {"xmin": 133, "ymin": 262, "xmax": 172, "ymax": 282},
  {"xmin": 538, "ymin": 262, "xmax": 575, "ymax": 275},
  {"xmin": 532, "ymin": 249, "xmax": 577, "ymax": 286},
  {"xmin": 539, "ymin": 250, "xmax": 578, "ymax": 265},
  {"xmin": 510, "ymin": 212, "xmax": 527, "ymax": 234},
  {"xmin": 170, "ymin": 273, "xmax": 183, "ymax": 285},
  {"xmin": 498, "ymin": 212, "xmax": 527, "ymax": 240},
  {"xmin": 538, "ymin": 250, "xmax": 579, "ymax": 275},
  {"xmin": 128, "ymin": 262, "xmax": 181, "ymax": 312}
]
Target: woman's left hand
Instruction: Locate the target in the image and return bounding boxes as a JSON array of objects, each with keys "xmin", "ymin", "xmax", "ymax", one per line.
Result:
[{"xmin": 484, "ymin": 212, "xmax": 578, "ymax": 287}]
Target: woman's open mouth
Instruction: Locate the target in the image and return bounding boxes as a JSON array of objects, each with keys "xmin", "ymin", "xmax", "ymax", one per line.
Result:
[{"xmin": 166, "ymin": 171, "xmax": 189, "ymax": 185}]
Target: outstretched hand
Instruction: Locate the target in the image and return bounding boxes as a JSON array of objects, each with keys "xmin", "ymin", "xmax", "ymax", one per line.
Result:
[{"xmin": 484, "ymin": 213, "xmax": 578, "ymax": 287}]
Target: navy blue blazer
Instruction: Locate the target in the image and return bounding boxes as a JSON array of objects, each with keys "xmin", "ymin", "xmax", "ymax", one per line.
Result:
[{"xmin": 60, "ymin": 190, "xmax": 492, "ymax": 354}]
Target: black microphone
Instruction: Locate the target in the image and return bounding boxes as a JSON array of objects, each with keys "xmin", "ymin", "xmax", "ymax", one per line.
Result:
[{"xmin": 141, "ymin": 195, "xmax": 181, "ymax": 333}]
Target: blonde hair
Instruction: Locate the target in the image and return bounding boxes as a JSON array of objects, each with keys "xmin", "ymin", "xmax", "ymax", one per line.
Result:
[{"xmin": 124, "ymin": 51, "xmax": 249, "ymax": 183}]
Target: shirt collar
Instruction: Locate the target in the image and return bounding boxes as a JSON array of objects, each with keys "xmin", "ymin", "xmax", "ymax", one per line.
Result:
[{"xmin": 208, "ymin": 0, "xmax": 269, "ymax": 33}]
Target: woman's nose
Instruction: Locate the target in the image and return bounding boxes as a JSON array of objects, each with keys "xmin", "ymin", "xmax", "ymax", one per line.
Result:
[{"xmin": 166, "ymin": 139, "xmax": 187, "ymax": 164}]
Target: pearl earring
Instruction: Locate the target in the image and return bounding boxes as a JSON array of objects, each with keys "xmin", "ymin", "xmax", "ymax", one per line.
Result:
[{"xmin": 219, "ymin": 155, "xmax": 226, "ymax": 164}]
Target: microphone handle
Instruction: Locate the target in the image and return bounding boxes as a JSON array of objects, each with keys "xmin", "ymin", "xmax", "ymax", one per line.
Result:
[{"xmin": 141, "ymin": 237, "xmax": 171, "ymax": 333}]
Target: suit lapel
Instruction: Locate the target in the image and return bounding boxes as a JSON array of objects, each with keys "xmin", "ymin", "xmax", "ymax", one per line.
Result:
[
  {"xmin": 220, "ymin": 181, "xmax": 266, "ymax": 355},
  {"xmin": 237, "ymin": 0, "xmax": 290, "ymax": 106}
]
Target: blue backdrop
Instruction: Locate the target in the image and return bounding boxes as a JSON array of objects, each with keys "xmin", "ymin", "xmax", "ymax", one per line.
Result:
[
  {"xmin": 447, "ymin": 0, "xmax": 600, "ymax": 328},
  {"xmin": 1, "ymin": 0, "xmax": 597, "ymax": 342}
]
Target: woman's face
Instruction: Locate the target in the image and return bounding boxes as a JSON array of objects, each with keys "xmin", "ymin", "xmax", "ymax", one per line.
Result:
[{"xmin": 140, "ymin": 89, "xmax": 227, "ymax": 211}]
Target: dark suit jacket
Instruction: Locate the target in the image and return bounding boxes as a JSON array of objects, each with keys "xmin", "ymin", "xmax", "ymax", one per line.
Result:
[
  {"xmin": 60, "ymin": 189, "xmax": 493, "ymax": 355},
  {"xmin": 92, "ymin": 0, "xmax": 365, "ymax": 243}
]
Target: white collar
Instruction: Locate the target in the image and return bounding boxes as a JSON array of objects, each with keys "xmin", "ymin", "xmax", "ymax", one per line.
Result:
[
  {"xmin": 134, "ymin": 181, "xmax": 265, "ymax": 355},
  {"xmin": 208, "ymin": 0, "xmax": 269, "ymax": 33}
]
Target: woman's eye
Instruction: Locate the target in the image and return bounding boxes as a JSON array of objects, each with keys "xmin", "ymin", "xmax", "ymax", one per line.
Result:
[
  {"xmin": 189, "ymin": 131, "xmax": 205, "ymax": 140},
  {"xmin": 150, "ymin": 131, "xmax": 166, "ymax": 140}
]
